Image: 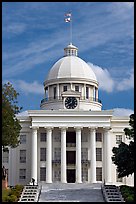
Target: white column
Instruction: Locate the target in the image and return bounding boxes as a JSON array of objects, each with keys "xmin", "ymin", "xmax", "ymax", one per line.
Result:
[
  {"xmin": 103, "ymin": 132, "xmax": 106, "ymax": 183},
  {"xmin": 48, "ymin": 86, "xmax": 50, "ymax": 99},
  {"xmin": 76, "ymin": 128, "xmax": 82, "ymax": 183},
  {"xmin": 61, "ymin": 128, "xmax": 67, "ymax": 183},
  {"xmin": 84, "ymin": 84, "xmax": 86, "ymax": 99},
  {"xmin": 46, "ymin": 128, "xmax": 52, "ymax": 183},
  {"xmin": 89, "ymin": 86, "xmax": 91, "ymax": 99},
  {"xmin": 70, "ymin": 83, "xmax": 73, "ymax": 90},
  {"xmin": 8, "ymin": 147, "xmax": 17, "ymax": 186},
  {"xmin": 104, "ymin": 128, "xmax": 112, "ymax": 184},
  {"xmin": 90, "ymin": 128, "xmax": 96, "ymax": 183},
  {"xmin": 93, "ymin": 87, "xmax": 95, "ymax": 100},
  {"xmin": 31, "ymin": 127, "xmax": 38, "ymax": 183},
  {"xmin": 96, "ymin": 88, "xmax": 98, "ymax": 100},
  {"xmin": 57, "ymin": 84, "xmax": 59, "ymax": 99}
]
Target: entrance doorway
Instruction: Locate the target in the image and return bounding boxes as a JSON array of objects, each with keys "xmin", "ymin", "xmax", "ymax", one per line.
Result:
[
  {"xmin": 66, "ymin": 151, "xmax": 76, "ymax": 164},
  {"xmin": 67, "ymin": 169, "xmax": 75, "ymax": 183},
  {"xmin": 66, "ymin": 131, "xmax": 76, "ymax": 144}
]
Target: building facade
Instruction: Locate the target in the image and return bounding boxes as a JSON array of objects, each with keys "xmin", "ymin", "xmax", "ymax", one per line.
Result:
[{"xmin": 2, "ymin": 44, "xmax": 134, "ymax": 186}]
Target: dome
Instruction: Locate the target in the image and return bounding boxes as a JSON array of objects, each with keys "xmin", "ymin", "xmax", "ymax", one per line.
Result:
[{"xmin": 46, "ymin": 56, "xmax": 97, "ymax": 82}]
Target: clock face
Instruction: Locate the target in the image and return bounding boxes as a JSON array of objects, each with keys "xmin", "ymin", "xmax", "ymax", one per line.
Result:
[{"xmin": 65, "ymin": 97, "xmax": 78, "ymax": 109}]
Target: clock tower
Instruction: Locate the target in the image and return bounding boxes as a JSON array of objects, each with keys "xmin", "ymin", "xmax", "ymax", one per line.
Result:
[{"xmin": 40, "ymin": 43, "xmax": 102, "ymax": 111}]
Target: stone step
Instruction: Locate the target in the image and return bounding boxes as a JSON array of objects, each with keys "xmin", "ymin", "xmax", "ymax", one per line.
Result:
[
  {"xmin": 38, "ymin": 183, "xmax": 104, "ymax": 202},
  {"xmin": 101, "ymin": 184, "xmax": 124, "ymax": 202},
  {"xmin": 18, "ymin": 184, "xmax": 42, "ymax": 202}
]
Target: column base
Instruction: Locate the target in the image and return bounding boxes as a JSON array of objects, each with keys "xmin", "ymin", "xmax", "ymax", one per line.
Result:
[
  {"xmin": 91, "ymin": 181, "xmax": 97, "ymax": 183},
  {"xmin": 46, "ymin": 181, "xmax": 52, "ymax": 183},
  {"xmin": 61, "ymin": 181, "xmax": 67, "ymax": 183},
  {"xmin": 76, "ymin": 181, "xmax": 82, "ymax": 183}
]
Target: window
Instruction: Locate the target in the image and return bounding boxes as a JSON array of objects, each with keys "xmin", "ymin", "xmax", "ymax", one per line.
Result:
[
  {"xmin": 96, "ymin": 148, "xmax": 102, "ymax": 161},
  {"xmin": 40, "ymin": 167, "xmax": 46, "ymax": 181},
  {"xmin": 86, "ymin": 87, "xmax": 89, "ymax": 99},
  {"xmin": 116, "ymin": 135, "xmax": 122, "ymax": 145},
  {"xmin": 54, "ymin": 86, "xmax": 56, "ymax": 99},
  {"xmin": 63, "ymin": 86, "xmax": 67, "ymax": 92},
  {"xmin": 81, "ymin": 148, "xmax": 88, "ymax": 160},
  {"xmin": 82, "ymin": 167, "xmax": 88, "ymax": 182},
  {"xmin": 75, "ymin": 86, "xmax": 79, "ymax": 92},
  {"xmin": 19, "ymin": 169, "xmax": 26, "ymax": 180},
  {"xmin": 96, "ymin": 133, "xmax": 102, "ymax": 142},
  {"xmin": 40, "ymin": 148, "xmax": 46, "ymax": 161},
  {"xmin": 54, "ymin": 134, "xmax": 61, "ymax": 142},
  {"xmin": 54, "ymin": 169, "xmax": 61, "ymax": 182},
  {"xmin": 116, "ymin": 169, "xmax": 123, "ymax": 182},
  {"xmin": 3, "ymin": 150, "xmax": 9, "ymax": 163},
  {"xmin": 20, "ymin": 150, "xmax": 26, "ymax": 163},
  {"xmin": 54, "ymin": 148, "xmax": 61, "ymax": 160},
  {"xmin": 81, "ymin": 133, "xmax": 88, "ymax": 142},
  {"xmin": 20, "ymin": 135, "xmax": 26, "ymax": 144},
  {"xmin": 45, "ymin": 87, "xmax": 48, "ymax": 99},
  {"xmin": 96, "ymin": 167, "xmax": 102, "ymax": 181},
  {"xmin": 40, "ymin": 133, "xmax": 46, "ymax": 142}
]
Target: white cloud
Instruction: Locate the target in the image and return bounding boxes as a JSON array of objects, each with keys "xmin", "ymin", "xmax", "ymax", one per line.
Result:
[
  {"xmin": 5, "ymin": 23, "xmax": 27, "ymax": 35},
  {"xmin": 88, "ymin": 62, "xmax": 134, "ymax": 93},
  {"xmin": 88, "ymin": 62, "xmax": 115, "ymax": 93},
  {"xmin": 113, "ymin": 108, "xmax": 134, "ymax": 116},
  {"xmin": 13, "ymin": 80, "xmax": 44, "ymax": 95},
  {"xmin": 117, "ymin": 72, "xmax": 134, "ymax": 91}
]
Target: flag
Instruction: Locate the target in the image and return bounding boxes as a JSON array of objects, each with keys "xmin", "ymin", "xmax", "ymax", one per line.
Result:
[
  {"xmin": 64, "ymin": 12, "xmax": 71, "ymax": 22},
  {"xmin": 65, "ymin": 17, "xmax": 71, "ymax": 23},
  {"xmin": 65, "ymin": 13, "xmax": 71, "ymax": 17}
]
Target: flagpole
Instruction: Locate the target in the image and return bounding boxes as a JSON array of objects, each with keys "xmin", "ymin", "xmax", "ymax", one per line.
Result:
[
  {"xmin": 70, "ymin": 14, "xmax": 72, "ymax": 44},
  {"xmin": 64, "ymin": 12, "xmax": 72, "ymax": 45}
]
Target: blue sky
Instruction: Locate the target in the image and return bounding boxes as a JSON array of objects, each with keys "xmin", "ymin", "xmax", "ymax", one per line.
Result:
[{"xmin": 2, "ymin": 2, "xmax": 134, "ymax": 116}]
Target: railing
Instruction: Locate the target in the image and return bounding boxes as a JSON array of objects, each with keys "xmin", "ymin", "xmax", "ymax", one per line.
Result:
[
  {"xmin": 52, "ymin": 160, "xmax": 61, "ymax": 164},
  {"xmin": 81, "ymin": 160, "xmax": 90, "ymax": 165},
  {"xmin": 40, "ymin": 96, "xmax": 101, "ymax": 104},
  {"xmin": 52, "ymin": 159, "xmax": 90, "ymax": 165},
  {"xmin": 66, "ymin": 143, "xmax": 76, "ymax": 147}
]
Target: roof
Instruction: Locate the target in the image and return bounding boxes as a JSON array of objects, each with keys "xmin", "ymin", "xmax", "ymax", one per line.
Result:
[{"xmin": 46, "ymin": 56, "xmax": 97, "ymax": 82}]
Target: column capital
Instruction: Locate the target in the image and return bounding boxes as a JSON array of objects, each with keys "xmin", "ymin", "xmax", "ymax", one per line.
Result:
[
  {"xmin": 88, "ymin": 127, "xmax": 97, "ymax": 131},
  {"xmin": 59, "ymin": 127, "xmax": 68, "ymax": 130},
  {"xmin": 44, "ymin": 127, "xmax": 54, "ymax": 130},
  {"xmin": 30, "ymin": 126, "xmax": 39, "ymax": 130},
  {"xmin": 74, "ymin": 127, "xmax": 83, "ymax": 130},
  {"xmin": 103, "ymin": 127, "xmax": 111, "ymax": 132}
]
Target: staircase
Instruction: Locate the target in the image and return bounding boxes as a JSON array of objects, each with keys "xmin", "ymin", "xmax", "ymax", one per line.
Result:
[
  {"xmin": 38, "ymin": 183, "xmax": 104, "ymax": 202},
  {"xmin": 18, "ymin": 184, "xmax": 42, "ymax": 202},
  {"xmin": 101, "ymin": 184, "xmax": 124, "ymax": 202}
]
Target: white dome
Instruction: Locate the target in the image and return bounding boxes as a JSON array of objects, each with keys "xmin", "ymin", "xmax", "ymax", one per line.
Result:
[{"xmin": 46, "ymin": 56, "xmax": 97, "ymax": 82}]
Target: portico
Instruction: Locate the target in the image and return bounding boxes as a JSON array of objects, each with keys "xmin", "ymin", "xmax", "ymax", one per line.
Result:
[{"xmin": 29, "ymin": 110, "xmax": 112, "ymax": 184}]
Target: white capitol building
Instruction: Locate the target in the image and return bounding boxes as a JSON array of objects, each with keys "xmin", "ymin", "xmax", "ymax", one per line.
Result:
[{"xmin": 3, "ymin": 43, "xmax": 134, "ymax": 186}]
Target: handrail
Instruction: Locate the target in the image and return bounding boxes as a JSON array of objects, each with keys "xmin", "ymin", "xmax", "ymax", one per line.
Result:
[{"xmin": 41, "ymin": 97, "xmax": 101, "ymax": 104}]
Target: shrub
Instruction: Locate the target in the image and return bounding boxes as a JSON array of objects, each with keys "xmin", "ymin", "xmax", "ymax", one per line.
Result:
[
  {"xmin": 2, "ymin": 184, "xmax": 24, "ymax": 202},
  {"xmin": 14, "ymin": 184, "xmax": 24, "ymax": 192},
  {"xmin": 6, "ymin": 194, "xmax": 17, "ymax": 202},
  {"xmin": 126, "ymin": 195, "xmax": 134, "ymax": 202},
  {"xmin": 120, "ymin": 185, "xmax": 134, "ymax": 202}
]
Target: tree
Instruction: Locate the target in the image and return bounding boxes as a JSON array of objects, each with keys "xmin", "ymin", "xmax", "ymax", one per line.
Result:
[
  {"xmin": 2, "ymin": 82, "xmax": 22, "ymax": 149},
  {"xmin": 112, "ymin": 114, "xmax": 134, "ymax": 178}
]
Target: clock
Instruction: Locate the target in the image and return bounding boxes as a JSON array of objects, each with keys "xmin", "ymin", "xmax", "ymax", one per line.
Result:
[{"xmin": 65, "ymin": 97, "xmax": 78, "ymax": 109}]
